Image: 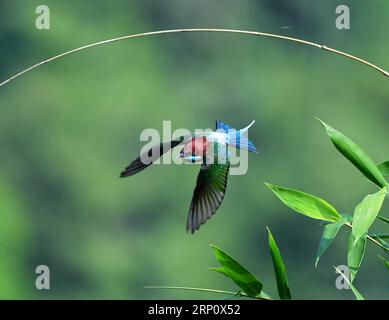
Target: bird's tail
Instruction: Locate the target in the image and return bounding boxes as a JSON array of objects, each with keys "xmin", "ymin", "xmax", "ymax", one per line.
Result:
[{"xmin": 215, "ymin": 120, "xmax": 258, "ymax": 153}]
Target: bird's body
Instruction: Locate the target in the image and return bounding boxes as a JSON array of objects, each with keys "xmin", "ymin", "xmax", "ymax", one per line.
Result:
[{"xmin": 121, "ymin": 120, "xmax": 257, "ymax": 233}]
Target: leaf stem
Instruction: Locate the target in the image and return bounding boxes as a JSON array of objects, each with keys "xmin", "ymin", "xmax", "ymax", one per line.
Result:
[
  {"xmin": 345, "ymin": 223, "xmax": 388, "ymax": 252},
  {"xmin": 1, "ymin": 28, "xmax": 388, "ymax": 88},
  {"xmin": 143, "ymin": 285, "xmax": 271, "ymax": 300}
]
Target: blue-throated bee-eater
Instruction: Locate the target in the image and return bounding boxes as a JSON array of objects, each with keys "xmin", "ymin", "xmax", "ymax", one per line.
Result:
[{"xmin": 120, "ymin": 120, "xmax": 257, "ymax": 233}]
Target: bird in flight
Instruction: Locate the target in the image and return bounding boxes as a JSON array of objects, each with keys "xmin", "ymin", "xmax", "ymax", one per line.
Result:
[{"xmin": 120, "ymin": 120, "xmax": 258, "ymax": 233}]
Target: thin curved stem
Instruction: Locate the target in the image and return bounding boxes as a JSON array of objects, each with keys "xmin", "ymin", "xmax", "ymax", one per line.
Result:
[
  {"xmin": 144, "ymin": 285, "xmax": 270, "ymax": 300},
  {"xmin": 0, "ymin": 28, "xmax": 388, "ymax": 88}
]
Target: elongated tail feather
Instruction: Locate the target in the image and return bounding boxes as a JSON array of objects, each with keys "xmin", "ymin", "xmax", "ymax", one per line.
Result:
[
  {"xmin": 215, "ymin": 120, "xmax": 234, "ymax": 133},
  {"xmin": 215, "ymin": 120, "xmax": 258, "ymax": 153},
  {"xmin": 228, "ymin": 132, "xmax": 258, "ymax": 153}
]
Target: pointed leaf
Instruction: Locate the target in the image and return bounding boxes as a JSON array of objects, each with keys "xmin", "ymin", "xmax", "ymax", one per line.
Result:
[
  {"xmin": 352, "ymin": 187, "xmax": 387, "ymax": 244},
  {"xmin": 369, "ymin": 234, "xmax": 389, "ymax": 240},
  {"xmin": 266, "ymin": 183, "xmax": 342, "ymax": 222},
  {"xmin": 369, "ymin": 235, "xmax": 389, "ymax": 250},
  {"xmin": 315, "ymin": 221, "xmax": 344, "ymax": 268},
  {"xmin": 378, "ymin": 161, "xmax": 389, "ymax": 177},
  {"xmin": 348, "ymin": 233, "xmax": 367, "ymax": 282},
  {"xmin": 210, "ymin": 244, "xmax": 263, "ymax": 298},
  {"xmin": 211, "ymin": 267, "xmax": 272, "ymax": 300},
  {"xmin": 334, "ymin": 267, "xmax": 364, "ymax": 300},
  {"xmin": 210, "ymin": 267, "xmax": 230, "ymax": 278},
  {"xmin": 378, "ymin": 255, "xmax": 389, "ymax": 272},
  {"xmin": 377, "ymin": 215, "xmax": 389, "ymax": 224},
  {"xmin": 317, "ymin": 119, "xmax": 388, "ymax": 188},
  {"xmin": 267, "ymin": 228, "xmax": 291, "ymax": 300}
]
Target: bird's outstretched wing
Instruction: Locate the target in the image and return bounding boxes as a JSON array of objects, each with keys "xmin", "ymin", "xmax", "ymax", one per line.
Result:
[
  {"xmin": 187, "ymin": 162, "xmax": 230, "ymax": 233},
  {"xmin": 120, "ymin": 136, "xmax": 187, "ymax": 177}
]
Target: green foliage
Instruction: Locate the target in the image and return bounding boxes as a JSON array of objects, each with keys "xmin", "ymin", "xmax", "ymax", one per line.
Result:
[
  {"xmin": 315, "ymin": 221, "xmax": 344, "ymax": 268},
  {"xmin": 378, "ymin": 161, "xmax": 389, "ymax": 177},
  {"xmin": 165, "ymin": 119, "xmax": 388, "ymax": 300},
  {"xmin": 370, "ymin": 235, "xmax": 389, "ymax": 250},
  {"xmin": 317, "ymin": 119, "xmax": 388, "ymax": 188},
  {"xmin": 314, "ymin": 119, "xmax": 389, "ymax": 283},
  {"xmin": 210, "ymin": 244, "xmax": 263, "ymax": 298},
  {"xmin": 352, "ymin": 187, "xmax": 387, "ymax": 244},
  {"xmin": 377, "ymin": 255, "xmax": 389, "ymax": 272},
  {"xmin": 266, "ymin": 119, "xmax": 388, "ymax": 298},
  {"xmin": 347, "ymin": 234, "xmax": 367, "ymax": 282},
  {"xmin": 377, "ymin": 216, "xmax": 389, "ymax": 224},
  {"xmin": 266, "ymin": 183, "xmax": 342, "ymax": 222},
  {"xmin": 370, "ymin": 234, "xmax": 389, "ymax": 240},
  {"xmin": 209, "ymin": 230, "xmax": 293, "ymax": 300},
  {"xmin": 267, "ymin": 228, "xmax": 291, "ymax": 300},
  {"xmin": 207, "ymin": 230, "xmax": 293, "ymax": 300},
  {"xmin": 151, "ymin": 230, "xmax": 293, "ymax": 300},
  {"xmin": 334, "ymin": 267, "xmax": 364, "ymax": 300}
]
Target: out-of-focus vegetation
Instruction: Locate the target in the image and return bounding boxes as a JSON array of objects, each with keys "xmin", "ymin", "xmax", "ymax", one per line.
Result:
[{"xmin": 0, "ymin": 0, "xmax": 388, "ymax": 299}]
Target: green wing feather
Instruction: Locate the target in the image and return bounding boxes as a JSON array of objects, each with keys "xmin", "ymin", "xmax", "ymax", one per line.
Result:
[{"xmin": 187, "ymin": 163, "xmax": 230, "ymax": 233}]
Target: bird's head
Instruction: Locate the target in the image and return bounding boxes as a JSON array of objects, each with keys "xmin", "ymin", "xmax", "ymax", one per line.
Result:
[
  {"xmin": 179, "ymin": 148, "xmax": 203, "ymax": 163},
  {"xmin": 179, "ymin": 137, "xmax": 209, "ymax": 163}
]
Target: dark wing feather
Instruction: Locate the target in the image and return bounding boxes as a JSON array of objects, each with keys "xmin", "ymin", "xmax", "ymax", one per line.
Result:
[
  {"xmin": 120, "ymin": 136, "xmax": 186, "ymax": 177},
  {"xmin": 187, "ymin": 163, "xmax": 230, "ymax": 233}
]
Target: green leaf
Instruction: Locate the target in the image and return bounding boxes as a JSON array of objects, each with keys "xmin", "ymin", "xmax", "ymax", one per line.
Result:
[
  {"xmin": 267, "ymin": 228, "xmax": 292, "ymax": 300},
  {"xmin": 369, "ymin": 235, "xmax": 389, "ymax": 250},
  {"xmin": 266, "ymin": 183, "xmax": 342, "ymax": 222},
  {"xmin": 378, "ymin": 161, "xmax": 389, "ymax": 177},
  {"xmin": 352, "ymin": 187, "xmax": 387, "ymax": 244},
  {"xmin": 210, "ymin": 244, "xmax": 263, "ymax": 298},
  {"xmin": 317, "ymin": 119, "xmax": 388, "ymax": 188},
  {"xmin": 369, "ymin": 234, "xmax": 389, "ymax": 240},
  {"xmin": 334, "ymin": 267, "xmax": 364, "ymax": 300},
  {"xmin": 315, "ymin": 221, "xmax": 344, "ymax": 268},
  {"xmin": 377, "ymin": 215, "xmax": 389, "ymax": 224},
  {"xmin": 348, "ymin": 233, "xmax": 367, "ymax": 282},
  {"xmin": 210, "ymin": 267, "xmax": 230, "ymax": 278},
  {"xmin": 211, "ymin": 268, "xmax": 272, "ymax": 300},
  {"xmin": 378, "ymin": 255, "xmax": 389, "ymax": 272}
]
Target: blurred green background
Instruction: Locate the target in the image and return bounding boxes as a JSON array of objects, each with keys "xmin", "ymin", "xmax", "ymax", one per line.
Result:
[{"xmin": 0, "ymin": 0, "xmax": 388, "ymax": 299}]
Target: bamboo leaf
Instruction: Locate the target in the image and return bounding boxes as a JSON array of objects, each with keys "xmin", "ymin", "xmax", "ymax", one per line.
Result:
[
  {"xmin": 377, "ymin": 215, "xmax": 389, "ymax": 224},
  {"xmin": 211, "ymin": 268, "xmax": 272, "ymax": 300},
  {"xmin": 266, "ymin": 183, "xmax": 342, "ymax": 222},
  {"xmin": 315, "ymin": 221, "xmax": 344, "ymax": 268},
  {"xmin": 369, "ymin": 235, "xmax": 389, "ymax": 250},
  {"xmin": 378, "ymin": 255, "xmax": 389, "ymax": 272},
  {"xmin": 369, "ymin": 234, "xmax": 389, "ymax": 240},
  {"xmin": 348, "ymin": 233, "xmax": 367, "ymax": 282},
  {"xmin": 317, "ymin": 119, "xmax": 388, "ymax": 188},
  {"xmin": 267, "ymin": 228, "xmax": 292, "ymax": 300},
  {"xmin": 210, "ymin": 244, "xmax": 263, "ymax": 298},
  {"xmin": 334, "ymin": 267, "xmax": 364, "ymax": 300},
  {"xmin": 352, "ymin": 187, "xmax": 387, "ymax": 244},
  {"xmin": 378, "ymin": 161, "xmax": 389, "ymax": 177},
  {"xmin": 210, "ymin": 267, "xmax": 230, "ymax": 278}
]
